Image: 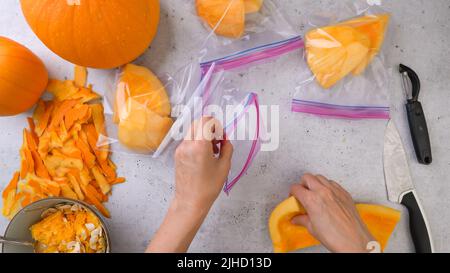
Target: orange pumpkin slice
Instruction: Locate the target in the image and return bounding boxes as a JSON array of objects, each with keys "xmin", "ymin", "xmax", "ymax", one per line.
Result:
[
  {"xmin": 196, "ymin": 0, "xmax": 245, "ymax": 38},
  {"xmin": 269, "ymin": 196, "xmax": 319, "ymax": 253},
  {"xmin": 114, "ymin": 64, "xmax": 173, "ymax": 153},
  {"xmin": 306, "ymin": 25, "xmax": 370, "ymax": 89},
  {"xmin": 74, "ymin": 66, "xmax": 88, "ymax": 87},
  {"xmin": 244, "ymin": 0, "xmax": 263, "ymax": 14},
  {"xmin": 118, "ymin": 99, "xmax": 173, "ymax": 153},
  {"xmin": 339, "ymin": 14, "xmax": 390, "ymax": 75},
  {"xmin": 114, "ymin": 64, "xmax": 171, "ymax": 123},
  {"xmin": 269, "ymin": 197, "xmax": 401, "ymax": 253}
]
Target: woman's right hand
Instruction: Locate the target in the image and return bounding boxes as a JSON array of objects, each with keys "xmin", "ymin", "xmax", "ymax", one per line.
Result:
[
  {"xmin": 174, "ymin": 117, "xmax": 233, "ymax": 213},
  {"xmin": 290, "ymin": 174, "xmax": 376, "ymax": 253}
]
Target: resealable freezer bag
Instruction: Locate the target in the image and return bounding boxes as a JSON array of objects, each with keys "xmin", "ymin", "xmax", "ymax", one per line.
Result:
[
  {"xmin": 98, "ymin": 62, "xmax": 200, "ymax": 155},
  {"xmin": 291, "ymin": 0, "xmax": 392, "ymax": 119},
  {"xmin": 197, "ymin": 0, "xmax": 303, "ymax": 76},
  {"xmin": 153, "ymin": 65, "xmax": 262, "ymax": 194},
  {"xmin": 192, "ymin": 0, "xmax": 294, "ymax": 42},
  {"xmin": 198, "ymin": 70, "xmax": 261, "ymax": 193},
  {"xmin": 99, "ymin": 63, "xmax": 261, "ymax": 193}
]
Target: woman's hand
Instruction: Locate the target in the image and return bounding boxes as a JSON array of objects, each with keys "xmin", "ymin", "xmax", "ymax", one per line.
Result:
[
  {"xmin": 174, "ymin": 117, "xmax": 233, "ymax": 213},
  {"xmin": 291, "ymin": 174, "xmax": 375, "ymax": 253},
  {"xmin": 147, "ymin": 117, "xmax": 233, "ymax": 253}
]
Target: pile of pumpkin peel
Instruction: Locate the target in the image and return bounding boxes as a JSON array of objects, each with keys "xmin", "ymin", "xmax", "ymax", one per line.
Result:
[{"xmin": 2, "ymin": 66, "xmax": 125, "ymax": 219}]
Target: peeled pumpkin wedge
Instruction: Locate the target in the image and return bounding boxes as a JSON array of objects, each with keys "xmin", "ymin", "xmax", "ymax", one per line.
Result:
[
  {"xmin": 118, "ymin": 98, "xmax": 173, "ymax": 153},
  {"xmin": 269, "ymin": 197, "xmax": 401, "ymax": 253},
  {"xmin": 114, "ymin": 64, "xmax": 173, "ymax": 153},
  {"xmin": 196, "ymin": 0, "xmax": 245, "ymax": 38},
  {"xmin": 306, "ymin": 26, "xmax": 370, "ymax": 89},
  {"xmin": 244, "ymin": 0, "xmax": 263, "ymax": 14},
  {"xmin": 269, "ymin": 196, "xmax": 319, "ymax": 253},
  {"xmin": 114, "ymin": 64, "xmax": 171, "ymax": 123},
  {"xmin": 338, "ymin": 14, "xmax": 390, "ymax": 75}
]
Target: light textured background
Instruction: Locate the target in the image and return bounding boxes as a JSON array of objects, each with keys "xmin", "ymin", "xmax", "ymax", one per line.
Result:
[{"xmin": 0, "ymin": 0, "xmax": 449, "ymax": 253}]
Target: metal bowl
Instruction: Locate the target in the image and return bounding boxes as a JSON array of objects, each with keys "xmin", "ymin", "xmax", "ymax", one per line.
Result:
[{"xmin": 1, "ymin": 198, "xmax": 111, "ymax": 253}]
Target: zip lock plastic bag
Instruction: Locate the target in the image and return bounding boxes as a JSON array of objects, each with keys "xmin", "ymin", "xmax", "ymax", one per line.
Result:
[
  {"xmin": 99, "ymin": 62, "xmax": 261, "ymax": 194},
  {"xmin": 200, "ymin": 71, "xmax": 261, "ymax": 193},
  {"xmin": 98, "ymin": 62, "xmax": 202, "ymax": 155},
  {"xmin": 192, "ymin": 0, "xmax": 294, "ymax": 42},
  {"xmin": 197, "ymin": 0, "xmax": 303, "ymax": 76},
  {"xmin": 223, "ymin": 93, "xmax": 260, "ymax": 193},
  {"xmin": 291, "ymin": 0, "xmax": 392, "ymax": 119},
  {"xmin": 154, "ymin": 65, "xmax": 262, "ymax": 193},
  {"xmin": 188, "ymin": 0, "xmax": 302, "ymax": 192},
  {"xmin": 163, "ymin": 0, "xmax": 299, "ymax": 193}
]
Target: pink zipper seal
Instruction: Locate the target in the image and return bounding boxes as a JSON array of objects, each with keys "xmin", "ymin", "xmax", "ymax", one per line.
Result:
[
  {"xmin": 201, "ymin": 36, "xmax": 304, "ymax": 75},
  {"xmin": 224, "ymin": 93, "xmax": 261, "ymax": 194},
  {"xmin": 292, "ymin": 99, "xmax": 390, "ymax": 120}
]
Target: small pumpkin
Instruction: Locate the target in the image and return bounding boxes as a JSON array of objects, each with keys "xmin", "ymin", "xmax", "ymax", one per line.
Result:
[
  {"xmin": 0, "ymin": 37, "xmax": 48, "ymax": 116},
  {"xmin": 269, "ymin": 197, "xmax": 401, "ymax": 253},
  {"xmin": 20, "ymin": 0, "xmax": 160, "ymax": 69}
]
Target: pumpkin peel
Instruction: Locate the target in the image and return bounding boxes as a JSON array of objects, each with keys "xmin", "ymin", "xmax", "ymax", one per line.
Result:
[
  {"xmin": 48, "ymin": 99, "xmax": 80, "ymax": 132},
  {"xmin": 47, "ymin": 80, "xmax": 79, "ymax": 101},
  {"xmin": 2, "ymin": 172, "xmax": 20, "ymax": 199},
  {"xmin": 65, "ymin": 104, "xmax": 90, "ymax": 130},
  {"xmin": 112, "ymin": 177, "xmax": 126, "ymax": 185},
  {"xmin": 1, "ymin": 66, "xmax": 125, "ymax": 219},
  {"xmin": 35, "ymin": 103, "xmax": 54, "ymax": 137},
  {"xmin": 90, "ymin": 104, "xmax": 109, "ymax": 161},
  {"xmin": 83, "ymin": 185, "xmax": 110, "ymax": 218},
  {"xmin": 20, "ymin": 192, "xmax": 32, "ymax": 207},
  {"xmin": 31, "ymin": 150, "xmax": 51, "ymax": 180},
  {"xmin": 27, "ymin": 117, "xmax": 39, "ymax": 144},
  {"xmin": 19, "ymin": 154, "xmax": 29, "ymax": 179},
  {"xmin": 68, "ymin": 173, "xmax": 85, "ymax": 200},
  {"xmin": 74, "ymin": 66, "xmax": 87, "ymax": 87},
  {"xmin": 91, "ymin": 166, "xmax": 111, "ymax": 195},
  {"xmin": 33, "ymin": 100, "xmax": 46, "ymax": 122},
  {"xmin": 75, "ymin": 137, "xmax": 96, "ymax": 168}
]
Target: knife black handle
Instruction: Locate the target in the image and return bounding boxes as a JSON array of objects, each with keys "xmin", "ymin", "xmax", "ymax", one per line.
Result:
[
  {"xmin": 406, "ymin": 101, "xmax": 432, "ymax": 165},
  {"xmin": 401, "ymin": 191, "xmax": 434, "ymax": 253}
]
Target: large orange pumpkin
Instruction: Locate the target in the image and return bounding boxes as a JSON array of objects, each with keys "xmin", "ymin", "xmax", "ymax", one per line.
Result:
[
  {"xmin": 0, "ymin": 37, "xmax": 48, "ymax": 116},
  {"xmin": 20, "ymin": 0, "xmax": 160, "ymax": 69}
]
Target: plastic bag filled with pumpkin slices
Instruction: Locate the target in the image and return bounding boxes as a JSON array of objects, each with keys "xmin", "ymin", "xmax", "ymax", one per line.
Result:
[
  {"xmin": 98, "ymin": 62, "xmax": 190, "ymax": 155},
  {"xmin": 193, "ymin": 0, "xmax": 303, "ymax": 79},
  {"xmin": 291, "ymin": 0, "xmax": 393, "ymax": 120},
  {"xmin": 187, "ymin": 0, "xmax": 298, "ymax": 45},
  {"xmin": 1, "ymin": 66, "xmax": 125, "ymax": 220},
  {"xmin": 98, "ymin": 61, "xmax": 262, "ymax": 194}
]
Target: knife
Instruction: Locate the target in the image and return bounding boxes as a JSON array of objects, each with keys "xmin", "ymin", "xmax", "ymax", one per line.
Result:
[{"xmin": 383, "ymin": 120, "xmax": 434, "ymax": 253}]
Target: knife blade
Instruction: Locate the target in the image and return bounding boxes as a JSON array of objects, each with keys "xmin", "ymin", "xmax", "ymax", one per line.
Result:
[{"xmin": 383, "ymin": 120, "xmax": 434, "ymax": 253}]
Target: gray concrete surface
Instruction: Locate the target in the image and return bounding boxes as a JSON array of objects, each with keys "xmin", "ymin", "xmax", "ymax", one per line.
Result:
[{"xmin": 0, "ymin": 0, "xmax": 449, "ymax": 253}]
